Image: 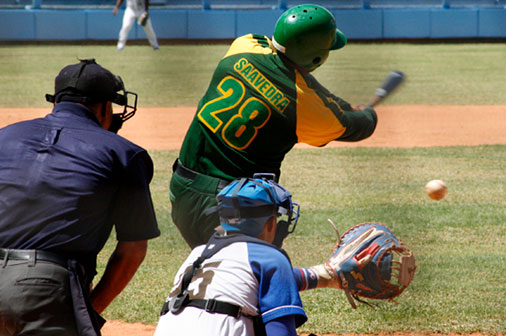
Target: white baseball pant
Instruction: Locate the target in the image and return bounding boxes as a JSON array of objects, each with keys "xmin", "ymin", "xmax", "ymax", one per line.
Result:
[{"xmin": 117, "ymin": 7, "xmax": 159, "ymax": 50}]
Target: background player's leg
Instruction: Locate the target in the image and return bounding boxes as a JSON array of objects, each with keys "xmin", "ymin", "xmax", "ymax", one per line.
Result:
[
  {"xmin": 117, "ymin": 7, "xmax": 136, "ymax": 51},
  {"xmin": 142, "ymin": 19, "xmax": 159, "ymax": 50}
]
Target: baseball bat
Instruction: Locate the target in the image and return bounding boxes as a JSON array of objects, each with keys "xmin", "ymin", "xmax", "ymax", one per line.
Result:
[{"xmin": 367, "ymin": 70, "xmax": 405, "ymax": 107}]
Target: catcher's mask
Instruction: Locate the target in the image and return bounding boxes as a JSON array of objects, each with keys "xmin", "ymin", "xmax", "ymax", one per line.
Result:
[
  {"xmin": 45, "ymin": 58, "xmax": 138, "ymax": 133},
  {"xmin": 272, "ymin": 4, "xmax": 347, "ymax": 72},
  {"xmin": 217, "ymin": 176, "xmax": 299, "ymax": 248}
]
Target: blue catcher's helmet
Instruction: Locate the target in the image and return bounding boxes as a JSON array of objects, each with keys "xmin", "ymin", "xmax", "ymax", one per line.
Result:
[{"xmin": 217, "ymin": 177, "xmax": 299, "ymax": 238}]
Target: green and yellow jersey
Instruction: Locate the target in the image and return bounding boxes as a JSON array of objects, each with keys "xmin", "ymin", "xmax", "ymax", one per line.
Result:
[{"xmin": 180, "ymin": 34, "xmax": 377, "ymax": 180}]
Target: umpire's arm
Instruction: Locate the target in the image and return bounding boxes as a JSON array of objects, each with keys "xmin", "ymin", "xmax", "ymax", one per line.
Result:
[{"xmin": 89, "ymin": 240, "xmax": 148, "ymax": 314}]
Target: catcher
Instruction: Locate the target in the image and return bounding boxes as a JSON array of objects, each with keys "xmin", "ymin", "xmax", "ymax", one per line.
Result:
[{"xmin": 155, "ymin": 176, "xmax": 416, "ymax": 335}]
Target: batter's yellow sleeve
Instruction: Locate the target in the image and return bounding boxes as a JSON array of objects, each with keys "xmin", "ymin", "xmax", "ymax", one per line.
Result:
[{"xmin": 295, "ymin": 71, "xmax": 348, "ymax": 146}]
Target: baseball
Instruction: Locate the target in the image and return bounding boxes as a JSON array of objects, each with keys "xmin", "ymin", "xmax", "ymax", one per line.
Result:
[{"xmin": 425, "ymin": 179, "xmax": 447, "ymax": 200}]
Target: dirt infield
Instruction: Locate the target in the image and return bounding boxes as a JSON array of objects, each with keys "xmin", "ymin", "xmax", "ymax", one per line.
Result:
[
  {"xmin": 1, "ymin": 105, "xmax": 506, "ymax": 150},
  {"xmin": 100, "ymin": 319, "xmax": 495, "ymax": 336},
  {"xmin": 1, "ymin": 105, "xmax": 504, "ymax": 336},
  {"xmin": 100, "ymin": 320, "xmax": 500, "ymax": 336}
]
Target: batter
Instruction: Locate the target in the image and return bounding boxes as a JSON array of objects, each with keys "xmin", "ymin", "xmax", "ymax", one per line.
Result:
[{"xmin": 170, "ymin": 5, "xmax": 378, "ymax": 248}]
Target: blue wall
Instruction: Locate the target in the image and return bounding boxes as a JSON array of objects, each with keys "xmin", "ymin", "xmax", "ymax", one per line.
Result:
[{"xmin": 0, "ymin": 7, "xmax": 505, "ymax": 41}]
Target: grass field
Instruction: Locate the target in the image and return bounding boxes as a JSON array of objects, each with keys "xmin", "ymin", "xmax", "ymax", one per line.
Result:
[
  {"xmin": 1, "ymin": 43, "xmax": 505, "ymax": 334},
  {"xmin": 100, "ymin": 146, "xmax": 506, "ymax": 334},
  {"xmin": 1, "ymin": 43, "xmax": 506, "ymax": 107}
]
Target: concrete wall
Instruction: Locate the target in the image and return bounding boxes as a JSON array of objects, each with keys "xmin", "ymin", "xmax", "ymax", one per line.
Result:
[{"xmin": 0, "ymin": 7, "xmax": 505, "ymax": 41}]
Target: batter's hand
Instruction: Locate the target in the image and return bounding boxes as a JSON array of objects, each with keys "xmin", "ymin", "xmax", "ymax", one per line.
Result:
[{"xmin": 354, "ymin": 104, "xmax": 367, "ymax": 111}]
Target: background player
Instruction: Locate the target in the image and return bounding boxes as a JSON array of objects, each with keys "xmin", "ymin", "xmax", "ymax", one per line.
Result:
[
  {"xmin": 113, "ymin": 0, "xmax": 159, "ymax": 51},
  {"xmin": 0, "ymin": 59, "xmax": 160, "ymax": 335},
  {"xmin": 155, "ymin": 177, "xmax": 307, "ymax": 335},
  {"xmin": 170, "ymin": 4, "xmax": 378, "ymax": 248}
]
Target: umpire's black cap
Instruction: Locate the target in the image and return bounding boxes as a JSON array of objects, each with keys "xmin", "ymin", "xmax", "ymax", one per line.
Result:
[{"xmin": 46, "ymin": 58, "xmax": 127, "ymax": 105}]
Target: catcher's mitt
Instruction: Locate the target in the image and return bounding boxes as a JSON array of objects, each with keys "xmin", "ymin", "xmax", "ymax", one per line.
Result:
[
  {"xmin": 322, "ymin": 222, "xmax": 416, "ymax": 308},
  {"xmin": 138, "ymin": 11, "xmax": 149, "ymax": 26}
]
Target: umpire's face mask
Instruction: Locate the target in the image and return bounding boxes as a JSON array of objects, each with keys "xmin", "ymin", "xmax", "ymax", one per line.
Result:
[{"xmin": 108, "ymin": 90, "xmax": 138, "ymax": 133}]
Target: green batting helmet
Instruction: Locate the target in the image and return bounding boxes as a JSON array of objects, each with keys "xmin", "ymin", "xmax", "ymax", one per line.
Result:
[{"xmin": 272, "ymin": 4, "xmax": 347, "ymax": 71}]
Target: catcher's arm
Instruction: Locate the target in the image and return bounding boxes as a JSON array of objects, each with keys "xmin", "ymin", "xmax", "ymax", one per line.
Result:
[
  {"xmin": 293, "ymin": 219, "xmax": 348, "ymax": 291},
  {"xmin": 293, "ymin": 260, "xmax": 342, "ymax": 290}
]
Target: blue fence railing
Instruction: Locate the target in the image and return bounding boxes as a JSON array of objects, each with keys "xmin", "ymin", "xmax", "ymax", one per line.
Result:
[
  {"xmin": 1, "ymin": 0, "xmax": 505, "ymax": 40},
  {"xmin": 3, "ymin": 0, "xmax": 506, "ymax": 9}
]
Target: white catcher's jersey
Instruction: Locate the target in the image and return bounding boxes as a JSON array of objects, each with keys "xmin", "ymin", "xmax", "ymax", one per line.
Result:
[{"xmin": 154, "ymin": 241, "xmax": 307, "ymax": 335}]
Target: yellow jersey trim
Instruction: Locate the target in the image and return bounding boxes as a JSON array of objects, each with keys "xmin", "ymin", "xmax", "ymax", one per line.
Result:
[
  {"xmin": 295, "ymin": 71, "xmax": 346, "ymax": 146},
  {"xmin": 223, "ymin": 34, "xmax": 275, "ymax": 59}
]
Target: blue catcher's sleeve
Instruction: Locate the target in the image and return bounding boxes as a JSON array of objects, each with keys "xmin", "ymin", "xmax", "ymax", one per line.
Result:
[
  {"xmin": 247, "ymin": 243, "xmax": 307, "ymax": 327},
  {"xmin": 265, "ymin": 315, "xmax": 298, "ymax": 336}
]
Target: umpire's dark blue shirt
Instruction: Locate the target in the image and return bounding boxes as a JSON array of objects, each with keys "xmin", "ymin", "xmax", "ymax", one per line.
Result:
[{"xmin": 0, "ymin": 102, "xmax": 160, "ymax": 276}]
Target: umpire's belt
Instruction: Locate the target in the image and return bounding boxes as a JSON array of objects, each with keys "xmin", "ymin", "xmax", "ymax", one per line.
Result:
[
  {"xmin": 0, "ymin": 248, "xmax": 68, "ymax": 268},
  {"xmin": 173, "ymin": 159, "xmax": 231, "ymax": 190}
]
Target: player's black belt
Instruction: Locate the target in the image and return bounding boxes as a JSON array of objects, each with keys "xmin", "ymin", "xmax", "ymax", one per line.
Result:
[
  {"xmin": 160, "ymin": 297, "xmax": 243, "ymax": 318},
  {"xmin": 173, "ymin": 159, "xmax": 231, "ymax": 190},
  {"xmin": 0, "ymin": 248, "xmax": 68, "ymax": 268},
  {"xmin": 187, "ymin": 299, "xmax": 241, "ymax": 318}
]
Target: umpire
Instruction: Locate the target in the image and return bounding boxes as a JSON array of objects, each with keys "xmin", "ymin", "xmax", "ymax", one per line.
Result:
[{"xmin": 0, "ymin": 59, "xmax": 160, "ymax": 335}]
